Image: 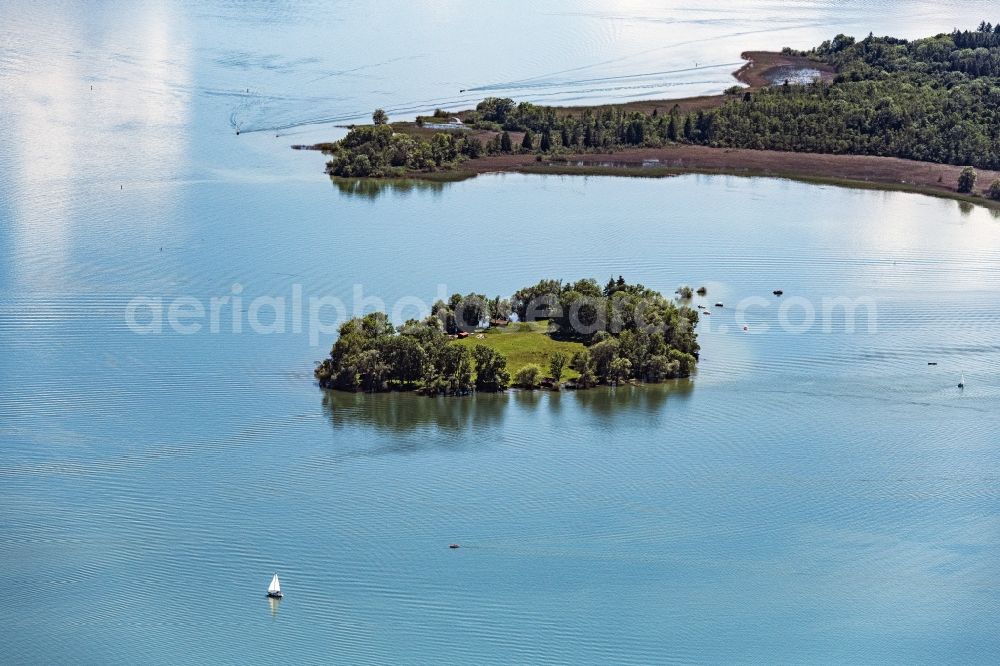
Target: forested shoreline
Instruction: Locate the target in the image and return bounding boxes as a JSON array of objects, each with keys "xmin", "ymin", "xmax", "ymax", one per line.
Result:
[
  {"xmin": 315, "ymin": 277, "xmax": 700, "ymax": 396},
  {"xmin": 716, "ymin": 25, "xmax": 1000, "ymax": 168},
  {"xmin": 318, "ymin": 23, "xmax": 1000, "ymax": 199}
]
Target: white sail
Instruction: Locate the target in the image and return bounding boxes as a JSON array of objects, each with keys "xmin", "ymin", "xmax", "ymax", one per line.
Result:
[{"xmin": 268, "ymin": 574, "xmax": 281, "ymax": 594}]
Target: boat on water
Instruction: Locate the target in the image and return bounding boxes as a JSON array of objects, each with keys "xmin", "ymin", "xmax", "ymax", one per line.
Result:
[
  {"xmin": 267, "ymin": 573, "xmax": 283, "ymax": 598},
  {"xmin": 958, "ymin": 373, "xmax": 966, "ymax": 389}
]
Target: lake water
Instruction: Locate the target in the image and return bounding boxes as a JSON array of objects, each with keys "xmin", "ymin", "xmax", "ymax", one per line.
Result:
[{"xmin": 1, "ymin": 1, "xmax": 999, "ymax": 664}]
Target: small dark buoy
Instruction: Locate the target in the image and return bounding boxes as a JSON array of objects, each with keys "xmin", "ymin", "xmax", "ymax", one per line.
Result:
[
  {"xmin": 449, "ymin": 544, "xmax": 460, "ymax": 549},
  {"xmin": 236, "ymin": 129, "xmax": 240, "ymax": 135},
  {"xmin": 120, "ymin": 184, "xmax": 122, "ymax": 190}
]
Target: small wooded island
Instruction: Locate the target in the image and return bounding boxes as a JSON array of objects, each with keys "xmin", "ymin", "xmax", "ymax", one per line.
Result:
[
  {"xmin": 305, "ymin": 24, "xmax": 1000, "ymax": 207},
  {"xmin": 315, "ymin": 277, "xmax": 700, "ymax": 395}
]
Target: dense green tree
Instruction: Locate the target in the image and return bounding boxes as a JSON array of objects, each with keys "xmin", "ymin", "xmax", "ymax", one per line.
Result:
[
  {"xmin": 462, "ymin": 137, "xmax": 483, "ymax": 158},
  {"xmin": 500, "ymin": 131, "xmax": 513, "ymax": 153},
  {"xmin": 455, "ymin": 293, "xmax": 489, "ymax": 331},
  {"xmin": 668, "ymin": 349, "xmax": 697, "ymax": 376},
  {"xmin": 433, "ymin": 299, "xmax": 458, "ymax": 334},
  {"xmin": 645, "ymin": 354, "xmax": 675, "ymax": 382},
  {"xmin": 430, "ymin": 133, "xmax": 457, "ymax": 166},
  {"xmin": 512, "ymin": 278, "xmax": 562, "ymax": 321},
  {"xmin": 431, "ymin": 344, "xmax": 473, "ymax": 395},
  {"xmin": 521, "ymin": 130, "xmax": 534, "ymax": 151},
  {"xmin": 958, "ymin": 167, "xmax": 978, "ymax": 193},
  {"xmin": 540, "ymin": 130, "xmax": 552, "ymax": 152},
  {"xmin": 549, "ymin": 352, "xmax": 567, "ymax": 384},
  {"xmin": 356, "ymin": 348, "xmax": 390, "ymax": 392},
  {"xmin": 988, "ymin": 179, "xmax": 1000, "ymax": 200},
  {"xmin": 485, "ymin": 134, "xmax": 502, "ymax": 155},
  {"xmin": 433, "ymin": 293, "xmax": 488, "ymax": 333},
  {"xmin": 476, "ymin": 97, "xmax": 516, "ymax": 124},
  {"xmin": 514, "ymin": 364, "xmax": 542, "ymax": 388},
  {"xmin": 378, "ymin": 335, "xmax": 426, "ymax": 384},
  {"xmin": 472, "ymin": 345, "xmax": 510, "ymax": 392},
  {"xmin": 316, "ymin": 312, "xmax": 405, "ymax": 390},
  {"xmin": 608, "ymin": 357, "xmax": 633, "ymax": 384},
  {"xmin": 569, "ymin": 350, "xmax": 596, "ymax": 388},
  {"xmin": 490, "ymin": 296, "xmax": 512, "ymax": 321},
  {"xmin": 372, "ymin": 108, "xmax": 388, "ymax": 125},
  {"xmin": 589, "ymin": 338, "xmax": 619, "ymax": 381}
]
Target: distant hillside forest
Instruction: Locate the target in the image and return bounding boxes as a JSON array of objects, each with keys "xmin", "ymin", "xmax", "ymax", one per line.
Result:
[
  {"xmin": 727, "ymin": 24, "xmax": 1000, "ymax": 167},
  {"xmin": 324, "ymin": 23, "xmax": 1000, "ymax": 178}
]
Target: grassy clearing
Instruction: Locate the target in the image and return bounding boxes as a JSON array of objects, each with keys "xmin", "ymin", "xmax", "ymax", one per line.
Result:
[{"xmin": 452, "ymin": 321, "xmax": 585, "ymax": 379}]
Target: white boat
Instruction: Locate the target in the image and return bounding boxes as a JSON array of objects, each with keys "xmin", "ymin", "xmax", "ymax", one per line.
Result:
[
  {"xmin": 958, "ymin": 373, "xmax": 966, "ymax": 389},
  {"xmin": 267, "ymin": 573, "xmax": 283, "ymax": 598}
]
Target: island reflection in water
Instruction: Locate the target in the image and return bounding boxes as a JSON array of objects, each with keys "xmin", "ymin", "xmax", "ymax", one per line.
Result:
[
  {"xmin": 331, "ymin": 177, "xmax": 451, "ymax": 200},
  {"xmin": 321, "ymin": 379, "xmax": 694, "ymax": 439}
]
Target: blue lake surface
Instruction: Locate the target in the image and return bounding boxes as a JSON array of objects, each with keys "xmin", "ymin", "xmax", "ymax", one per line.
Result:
[{"xmin": 1, "ymin": 1, "xmax": 999, "ymax": 663}]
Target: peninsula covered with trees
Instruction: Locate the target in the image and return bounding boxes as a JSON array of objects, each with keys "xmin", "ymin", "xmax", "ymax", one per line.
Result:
[
  {"xmin": 309, "ymin": 23, "xmax": 1000, "ymax": 206},
  {"xmin": 314, "ymin": 277, "xmax": 700, "ymax": 396}
]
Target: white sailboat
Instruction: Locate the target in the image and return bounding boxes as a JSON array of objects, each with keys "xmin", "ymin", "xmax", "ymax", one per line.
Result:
[
  {"xmin": 267, "ymin": 573, "xmax": 283, "ymax": 598},
  {"xmin": 958, "ymin": 373, "xmax": 966, "ymax": 389}
]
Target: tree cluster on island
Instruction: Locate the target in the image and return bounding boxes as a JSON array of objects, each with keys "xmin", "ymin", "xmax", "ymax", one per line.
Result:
[
  {"xmin": 314, "ymin": 277, "xmax": 700, "ymax": 396},
  {"xmin": 325, "ymin": 121, "xmax": 486, "ymax": 178},
  {"xmin": 323, "ymin": 23, "xmax": 1000, "ymax": 198}
]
